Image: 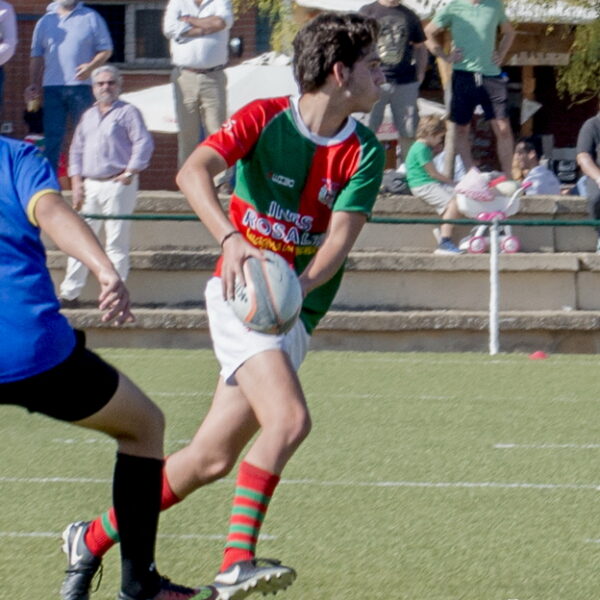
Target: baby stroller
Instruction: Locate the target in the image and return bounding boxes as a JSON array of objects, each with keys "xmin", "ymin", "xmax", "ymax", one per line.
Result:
[{"xmin": 455, "ymin": 168, "xmax": 530, "ymax": 254}]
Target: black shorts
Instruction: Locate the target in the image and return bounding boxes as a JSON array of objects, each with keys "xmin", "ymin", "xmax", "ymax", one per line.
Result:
[
  {"xmin": 0, "ymin": 330, "xmax": 120, "ymax": 422},
  {"xmin": 450, "ymin": 70, "xmax": 509, "ymax": 125}
]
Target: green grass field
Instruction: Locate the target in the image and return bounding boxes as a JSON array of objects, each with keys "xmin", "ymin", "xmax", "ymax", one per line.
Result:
[{"xmin": 3, "ymin": 349, "xmax": 600, "ymax": 600}]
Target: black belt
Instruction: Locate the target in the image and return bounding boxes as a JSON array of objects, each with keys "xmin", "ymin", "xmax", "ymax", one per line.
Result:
[{"xmin": 180, "ymin": 65, "xmax": 225, "ymax": 74}]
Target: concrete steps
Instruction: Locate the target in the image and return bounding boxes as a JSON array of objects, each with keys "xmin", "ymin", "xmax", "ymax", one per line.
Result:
[
  {"xmin": 63, "ymin": 306, "xmax": 600, "ymax": 354},
  {"xmin": 49, "ymin": 190, "xmax": 600, "ymax": 353},
  {"xmin": 48, "ymin": 249, "xmax": 600, "ymax": 311}
]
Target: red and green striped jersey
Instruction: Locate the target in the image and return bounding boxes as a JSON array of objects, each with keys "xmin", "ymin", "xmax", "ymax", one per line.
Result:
[{"xmin": 203, "ymin": 96, "xmax": 385, "ymax": 334}]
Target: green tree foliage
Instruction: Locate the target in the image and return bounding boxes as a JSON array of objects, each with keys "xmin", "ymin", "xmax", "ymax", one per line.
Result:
[
  {"xmin": 506, "ymin": 0, "xmax": 599, "ymax": 102},
  {"xmin": 231, "ymin": 0, "xmax": 298, "ymax": 53},
  {"xmin": 556, "ymin": 17, "xmax": 600, "ymax": 102}
]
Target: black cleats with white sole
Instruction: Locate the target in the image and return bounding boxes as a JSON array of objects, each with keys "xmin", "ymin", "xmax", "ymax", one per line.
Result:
[
  {"xmin": 60, "ymin": 521, "xmax": 102, "ymax": 600},
  {"xmin": 213, "ymin": 558, "xmax": 296, "ymax": 600}
]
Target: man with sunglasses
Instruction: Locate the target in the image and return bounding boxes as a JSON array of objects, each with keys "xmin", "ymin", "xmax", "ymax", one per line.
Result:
[{"xmin": 59, "ymin": 64, "xmax": 154, "ymax": 308}]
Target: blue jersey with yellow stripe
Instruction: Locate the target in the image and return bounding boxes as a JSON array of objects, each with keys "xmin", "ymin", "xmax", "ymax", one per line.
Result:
[{"xmin": 0, "ymin": 136, "xmax": 75, "ymax": 383}]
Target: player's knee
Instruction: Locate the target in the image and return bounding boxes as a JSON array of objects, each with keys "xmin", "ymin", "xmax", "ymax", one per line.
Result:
[
  {"xmin": 130, "ymin": 401, "xmax": 165, "ymax": 444},
  {"xmin": 282, "ymin": 408, "xmax": 312, "ymax": 448},
  {"xmin": 205, "ymin": 453, "xmax": 237, "ymax": 480}
]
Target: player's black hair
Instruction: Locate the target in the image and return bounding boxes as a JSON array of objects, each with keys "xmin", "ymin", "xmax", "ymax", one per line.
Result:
[
  {"xmin": 293, "ymin": 12, "xmax": 379, "ymax": 93},
  {"xmin": 515, "ymin": 136, "xmax": 543, "ymax": 160}
]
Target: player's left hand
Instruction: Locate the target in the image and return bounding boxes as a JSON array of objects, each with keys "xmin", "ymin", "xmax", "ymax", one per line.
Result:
[{"xmin": 97, "ymin": 268, "xmax": 135, "ymax": 325}]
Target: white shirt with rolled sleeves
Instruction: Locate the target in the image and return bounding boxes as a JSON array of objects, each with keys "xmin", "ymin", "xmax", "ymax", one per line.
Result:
[
  {"xmin": 163, "ymin": 0, "xmax": 233, "ymax": 69},
  {"xmin": 0, "ymin": 1, "xmax": 16, "ymax": 66}
]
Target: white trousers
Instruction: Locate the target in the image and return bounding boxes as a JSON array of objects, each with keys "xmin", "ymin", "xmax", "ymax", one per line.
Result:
[{"xmin": 60, "ymin": 176, "xmax": 138, "ymax": 300}]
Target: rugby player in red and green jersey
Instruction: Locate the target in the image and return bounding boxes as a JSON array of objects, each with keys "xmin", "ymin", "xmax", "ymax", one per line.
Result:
[{"xmin": 63, "ymin": 12, "xmax": 385, "ymax": 600}]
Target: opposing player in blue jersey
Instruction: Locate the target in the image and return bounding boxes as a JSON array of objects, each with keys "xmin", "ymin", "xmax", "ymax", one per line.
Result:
[{"xmin": 0, "ymin": 136, "xmax": 215, "ymax": 600}]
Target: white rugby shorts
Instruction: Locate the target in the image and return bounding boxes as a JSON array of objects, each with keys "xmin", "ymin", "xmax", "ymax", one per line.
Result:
[{"xmin": 205, "ymin": 276, "xmax": 310, "ymax": 384}]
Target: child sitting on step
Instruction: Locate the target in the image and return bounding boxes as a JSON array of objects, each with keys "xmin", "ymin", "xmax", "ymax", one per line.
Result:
[{"xmin": 405, "ymin": 114, "xmax": 465, "ymax": 255}]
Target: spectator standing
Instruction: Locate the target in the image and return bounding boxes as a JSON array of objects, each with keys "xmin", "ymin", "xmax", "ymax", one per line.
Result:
[
  {"xmin": 360, "ymin": 0, "xmax": 427, "ymax": 163},
  {"xmin": 0, "ymin": 135, "xmax": 214, "ymax": 600},
  {"xmin": 424, "ymin": 0, "xmax": 516, "ymax": 175},
  {"xmin": 25, "ymin": 0, "xmax": 113, "ymax": 172},
  {"xmin": 513, "ymin": 136, "xmax": 561, "ymax": 195},
  {"xmin": 0, "ymin": 1, "xmax": 16, "ymax": 111},
  {"xmin": 59, "ymin": 65, "xmax": 154, "ymax": 308},
  {"xmin": 576, "ymin": 93, "xmax": 600, "ymax": 252},
  {"xmin": 163, "ymin": 0, "xmax": 233, "ymax": 168}
]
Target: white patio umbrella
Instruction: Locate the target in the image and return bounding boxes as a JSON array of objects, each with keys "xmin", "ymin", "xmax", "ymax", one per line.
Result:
[{"xmin": 121, "ymin": 52, "xmax": 299, "ymax": 134}]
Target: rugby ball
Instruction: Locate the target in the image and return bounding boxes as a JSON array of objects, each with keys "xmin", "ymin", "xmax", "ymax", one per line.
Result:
[{"xmin": 229, "ymin": 250, "xmax": 303, "ymax": 335}]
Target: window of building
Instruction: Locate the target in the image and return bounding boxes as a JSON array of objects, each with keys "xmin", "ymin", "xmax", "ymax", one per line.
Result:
[{"xmin": 88, "ymin": 2, "xmax": 170, "ymax": 67}]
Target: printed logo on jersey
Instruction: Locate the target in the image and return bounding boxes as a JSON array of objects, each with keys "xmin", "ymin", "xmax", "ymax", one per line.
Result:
[
  {"xmin": 240, "ymin": 202, "xmax": 324, "ymax": 254},
  {"xmin": 317, "ymin": 179, "xmax": 341, "ymax": 209},
  {"xmin": 222, "ymin": 117, "xmax": 237, "ymax": 132},
  {"xmin": 268, "ymin": 171, "xmax": 295, "ymax": 189}
]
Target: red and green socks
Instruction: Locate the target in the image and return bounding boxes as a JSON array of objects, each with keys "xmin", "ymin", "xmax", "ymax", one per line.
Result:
[
  {"xmin": 84, "ymin": 464, "xmax": 181, "ymax": 558},
  {"xmin": 220, "ymin": 460, "xmax": 280, "ymax": 572}
]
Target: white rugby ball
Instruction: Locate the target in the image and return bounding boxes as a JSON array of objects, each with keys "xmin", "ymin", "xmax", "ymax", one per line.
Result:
[{"xmin": 229, "ymin": 250, "xmax": 303, "ymax": 335}]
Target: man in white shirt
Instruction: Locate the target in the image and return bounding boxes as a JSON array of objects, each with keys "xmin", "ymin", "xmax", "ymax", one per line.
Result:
[
  {"xmin": 163, "ymin": 0, "xmax": 233, "ymax": 167},
  {"xmin": 513, "ymin": 136, "xmax": 561, "ymax": 195},
  {"xmin": 0, "ymin": 1, "xmax": 17, "ymax": 115}
]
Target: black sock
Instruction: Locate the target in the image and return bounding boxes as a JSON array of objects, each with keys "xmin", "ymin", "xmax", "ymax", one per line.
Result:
[
  {"xmin": 114, "ymin": 452, "xmax": 163, "ymax": 599},
  {"xmin": 441, "ymin": 237, "xmax": 452, "ymax": 243}
]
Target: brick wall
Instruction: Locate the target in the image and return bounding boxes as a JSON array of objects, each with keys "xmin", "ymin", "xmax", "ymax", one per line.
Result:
[{"xmin": 9, "ymin": 2, "xmax": 261, "ymax": 190}]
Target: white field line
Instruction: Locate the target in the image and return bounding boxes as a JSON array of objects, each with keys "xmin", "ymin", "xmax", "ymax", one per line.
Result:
[
  {"xmin": 2, "ymin": 475, "xmax": 600, "ymax": 492},
  {"xmin": 495, "ymin": 443, "xmax": 600, "ymax": 449}
]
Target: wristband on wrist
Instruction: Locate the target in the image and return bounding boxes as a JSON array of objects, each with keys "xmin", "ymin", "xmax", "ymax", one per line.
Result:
[
  {"xmin": 123, "ymin": 171, "xmax": 134, "ymax": 179},
  {"xmin": 220, "ymin": 230, "xmax": 241, "ymax": 249}
]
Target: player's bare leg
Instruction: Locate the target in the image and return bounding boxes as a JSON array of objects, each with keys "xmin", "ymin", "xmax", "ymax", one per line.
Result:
[{"xmin": 205, "ymin": 350, "xmax": 309, "ymax": 599}]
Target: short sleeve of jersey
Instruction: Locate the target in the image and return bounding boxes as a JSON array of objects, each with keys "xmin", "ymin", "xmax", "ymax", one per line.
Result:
[
  {"xmin": 412, "ymin": 142, "xmax": 433, "ymax": 167},
  {"xmin": 332, "ymin": 125, "xmax": 384, "ymax": 214},
  {"xmin": 92, "ymin": 11, "xmax": 114, "ymax": 52},
  {"xmin": 496, "ymin": 0, "xmax": 508, "ymax": 24},
  {"xmin": 576, "ymin": 117, "xmax": 600, "ymax": 160},
  {"xmin": 30, "ymin": 17, "xmax": 44, "ymax": 57},
  {"xmin": 408, "ymin": 9, "xmax": 427, "ymax": 43},
  {"xmin": 202, "ymin": 97, "xmax": 291, "ymax": 166},
  {"xmin": 431, "ymin": 1, "xmax": 453, "ymax": 29},
  {"xmin": 13, "ymin": 141, "xmax": 61, "ymax": 222}
]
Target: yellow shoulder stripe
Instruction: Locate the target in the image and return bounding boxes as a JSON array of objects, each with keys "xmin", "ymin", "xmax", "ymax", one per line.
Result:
[{"xmin": 27, "ymin": 189, "xmax": 61, "ymax": 227}]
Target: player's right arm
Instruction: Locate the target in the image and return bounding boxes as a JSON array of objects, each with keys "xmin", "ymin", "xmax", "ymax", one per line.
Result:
[
  {"xmin": 176, "ymin": 145, "xmax": 263, "ymax": 299},
  {"xmin": 34, "ymin": 192, "xmax": 134, "ymax": 324}
]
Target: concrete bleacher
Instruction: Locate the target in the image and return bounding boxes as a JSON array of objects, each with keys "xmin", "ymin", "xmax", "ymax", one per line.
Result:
[{"xmin": 47, "ymin": 190, "xmax": 600, "ymax": 354}]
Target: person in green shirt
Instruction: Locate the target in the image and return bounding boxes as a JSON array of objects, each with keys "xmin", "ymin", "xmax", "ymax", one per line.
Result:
[
  {"xmin": 424, "ymin": 0, "xmax": 516, "ymax": 175},
  {"xmin": 405, "ymin": 114, "xmax": 464, "ymax": 254}
]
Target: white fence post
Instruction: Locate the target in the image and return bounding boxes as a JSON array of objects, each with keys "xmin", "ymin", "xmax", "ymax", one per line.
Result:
[{"xmin": 489, "ymin": 220, "xmax": 500, "ymax": 355}]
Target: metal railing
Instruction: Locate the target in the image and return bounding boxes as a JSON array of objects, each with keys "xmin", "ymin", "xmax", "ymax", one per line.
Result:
[{"xmin": 80, "ymin": 212, "xmax": 600, "ymax": 356}]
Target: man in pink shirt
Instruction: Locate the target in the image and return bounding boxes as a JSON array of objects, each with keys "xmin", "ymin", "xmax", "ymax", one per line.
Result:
[{"xmin": 59, "ymin": 64, "xmax": 154, "ymax": 307}]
